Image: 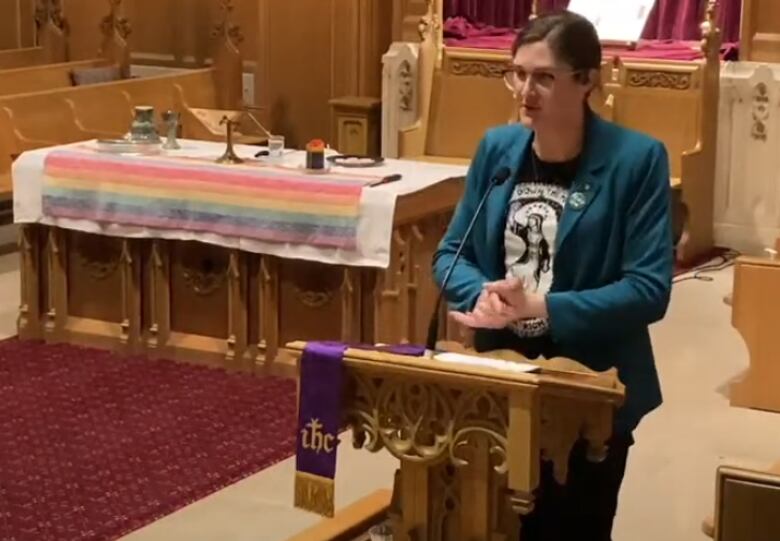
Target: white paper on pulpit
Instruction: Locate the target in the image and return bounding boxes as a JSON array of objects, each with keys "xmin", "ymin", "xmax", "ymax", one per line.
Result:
[
  {"xmin": 434, "ymin": 352, "xmax": 541, "ymax": 374},
  {"xmin": 568, "ymin": 0, "xmax": 656, "ymax": 43}
]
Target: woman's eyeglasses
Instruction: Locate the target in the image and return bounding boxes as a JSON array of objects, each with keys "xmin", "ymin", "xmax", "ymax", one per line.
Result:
[{"xmin": 502, "ymin": 65, "xmax": 582, "ymax": 93}]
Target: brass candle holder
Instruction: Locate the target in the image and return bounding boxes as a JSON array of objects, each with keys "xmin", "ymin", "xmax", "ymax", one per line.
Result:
[{"xmin": 216, "ymin": 115, "xmax": 244, "ymax": 164}]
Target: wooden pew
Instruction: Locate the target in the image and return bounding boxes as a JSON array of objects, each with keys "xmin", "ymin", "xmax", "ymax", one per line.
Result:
[
  {"xmin": 0, "ymin": 0, "xmax": 132, "ymax": 97},
  {"xmin": 0, "ymin": 6, "xmax": 243, "ymax": 202},
  {"xmin": 593, "ymin": 46, "xmax": 720, "ymax": 264},
  {"xmin": 703, "ymin": 461, "xmax": 780, "ymax": 540},
  {"xmin": 0, "ymin": 47, "xmax": 53, "ymax": 71},
  {"xmin": 0, "ymin": 6, "xmax": 68, "ymax": 69},
  {"xmin": 0, "ymin": 59, "xmax": 114, "ymax": 97},
  {"xmin": 0, "ymin": 68, "xmax": 233, "ymax": 157},
  {"xmin": 729, "ymin": 250, "xmax": 780, "ymax": 413},
  {"xmin": 0, "ymin": 68, "xmax": 230, "ymax": 203}
]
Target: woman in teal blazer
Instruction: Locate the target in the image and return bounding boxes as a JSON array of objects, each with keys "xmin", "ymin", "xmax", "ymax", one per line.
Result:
[
  {"xmin": 434, "ymin": 111, "xmax": 672, "ymax": 435},
  {"xmin": 432, "ymin": 11, "xmax": 673, "ymax": 541}
]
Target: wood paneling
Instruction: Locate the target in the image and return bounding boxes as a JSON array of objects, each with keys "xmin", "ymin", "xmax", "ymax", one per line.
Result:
[
  {"xmin": 255, "ymin": 0, "xmax": 392, "ymax": 149},
  {"xmin": 741, "ymin": 0, "xmax": 780, "ymax": 62},
  {"xmin": 124, "ymin": 0, "xmax": 257, "ymax": 67},
  {"xmin": 257, "ymin": 0, "xmax": 336, "ymax": 148},
  {"xmin": 20, "ymin": 0, "xmax": 37, "ymax": 47},
  {"xmin": 393, "ymin": 0, "xmax": 430, "ymax": 42},
  {"xmin": 730, "ymin": 255, "xmax": 780, "ymax": 413},
  {"xmin": 62, "ymin": 0, "xmax": 257, "ymax": 68},
  {"xmin": 125, "ymin": 0, "xmax": 181, "ymax": 65},
  {"xmin": 0, "ymin": 0, "xmax": 36, "ymax": 50},
  {"xmin": 0, "ymin": 1, "xmax": 25, "ymax": 50},
  {"xmin": 62, "ymin": 0, "xmax": 105, "ymax": 60}
]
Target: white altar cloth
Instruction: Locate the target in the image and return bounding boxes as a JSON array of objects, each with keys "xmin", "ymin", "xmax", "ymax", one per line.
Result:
[{"xmin": 13, "ymin": 139, "xmax": 468, "ymax": 268}]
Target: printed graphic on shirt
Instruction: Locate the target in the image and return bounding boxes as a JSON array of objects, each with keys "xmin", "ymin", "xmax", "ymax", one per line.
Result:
[{"xmin": 504, "ymin": 182, "xmax": 568, "ymax": 337}]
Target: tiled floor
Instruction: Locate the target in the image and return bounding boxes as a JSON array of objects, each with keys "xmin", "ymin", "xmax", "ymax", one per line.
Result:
[{"xmin": 1, "ymin": 250, "xmax": 778, "ymax": 541}]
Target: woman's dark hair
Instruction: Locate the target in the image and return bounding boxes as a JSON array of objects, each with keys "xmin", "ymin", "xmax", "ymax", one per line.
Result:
[{"xmin": 511, "ymin": 11, "xmax": 602, "ymax": 80}]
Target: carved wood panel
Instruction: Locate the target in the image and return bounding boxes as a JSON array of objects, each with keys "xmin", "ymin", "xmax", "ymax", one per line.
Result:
[
  {"xmin": 45, "ymin": 229, "xmax": 142, "ymax": 350},
  {"xmin": 407, "ymin": 213, "xmax": 451, "ymax": 344},
  {"xmin": 144, "ymin": 239, "xmax": 168, "ymax": 352},
  {"xmin": 247, "ymin": 254, "xmax": 260, "ymax": 350},
  {"xmin": 371, "ymin": 230, "xmax": 409, "ymax": 345},
  {"xmin": 169, "ymin": 240, "xmax": 230, "ymax": 338},
  {"xmin": 153, "ymin": 239, "xmax": 247, "ymax": 367},
  {"xmin": 345, "ymin": 366, "xmax": 616, "ymax": 540},
  {"xmin": 67, "ymin": 231, "xmax": 124, "ymax": 323},
  {"xmin": 367, "ymin": 212, "xmax": 451, "ymax": 347},
  {"xmin": 246, "ymin": 253, "xmax": 280, "ymax": 370},
  {"xmin": 18, "ymin": 225, "xmax": 44, "ymax": 340},
  {"xmin": 277, "ymin": 259, "xmax": 361, "ymax": 346},
  {"xmin": 336, "ymin": 117, "xmax": 370, "ymax": 156}
]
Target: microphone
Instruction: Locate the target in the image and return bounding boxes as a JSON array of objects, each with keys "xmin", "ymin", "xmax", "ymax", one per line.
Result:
[{"xmin": 425, "ymin": 166, "xmax": 513, "ymax": 355}]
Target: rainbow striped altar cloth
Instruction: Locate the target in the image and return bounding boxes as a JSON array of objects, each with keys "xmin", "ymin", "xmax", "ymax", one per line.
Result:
[{"xmin": 41, "ymin": 147, "xmax": 380, "ymax": 250}]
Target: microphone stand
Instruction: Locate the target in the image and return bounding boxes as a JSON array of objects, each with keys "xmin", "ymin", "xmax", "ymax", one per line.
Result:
[{"xmin": 425, "ymin": 167, "xmax": 512, "ymax": 357}]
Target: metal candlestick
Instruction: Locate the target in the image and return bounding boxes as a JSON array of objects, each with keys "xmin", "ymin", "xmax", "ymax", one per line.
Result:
[{"xmin": 216, "ymin": 115, "xmax": 243, "ymax": 164}]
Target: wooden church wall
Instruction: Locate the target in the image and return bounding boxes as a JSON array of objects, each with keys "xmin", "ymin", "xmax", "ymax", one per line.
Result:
[
  {"xmin": 254, "ymin": 0, "xmax": 393, "ymax": 149},
  {"xmin": 4, "ymin": 1, "xmax": 390, "ymax": 149},
  {"xmin": 61, "ymin": 0, "xmax": 258, "ymax": 70},
  {"xmin": 741, "ymin": 0, "xmax": 780, "ymax": 62},
  {"xmin": 0, "ymin": 0, "xmax": 37, "ymax": 50}
]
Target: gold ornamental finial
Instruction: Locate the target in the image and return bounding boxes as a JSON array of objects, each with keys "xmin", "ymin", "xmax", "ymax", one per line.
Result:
[
  {"xmin": 35, "ymin": 0, "xmax": 68, "ymax": 32},
  {"xmin": 101, "ymin": 0, "xmax": 131, "ymax": 40},
  {"xmin": 700, "ymin": 0, "xmax": 721, "ymax": 56},
  {"xmin": 417, "ymin": 0, "xmax": 441, "ymax": 42},
  {"xmin": 212, "ymin": 0, "xmax": 244, "ymax": 44},
  {"xmin": 530, "ymin": 0, "xmax": 540, "ymax": 20}
]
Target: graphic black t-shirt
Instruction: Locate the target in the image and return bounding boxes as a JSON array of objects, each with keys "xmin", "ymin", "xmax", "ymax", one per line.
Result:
[{"xmin": 503, "ymin": 149, "xmax": 578, "ymax": 338}]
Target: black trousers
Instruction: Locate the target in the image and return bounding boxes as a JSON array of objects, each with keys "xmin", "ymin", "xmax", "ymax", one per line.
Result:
[{"xmin": 519, "ymin": 433, "xmax": 634, "ymax": 541}]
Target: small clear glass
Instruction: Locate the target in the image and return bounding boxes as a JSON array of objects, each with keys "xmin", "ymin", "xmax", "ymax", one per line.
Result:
[
  {"xmin": 368, "ymin": 522, "xmax": 393, "ymax": 541},
  {"xmin": 268, "ymin": 134, "xmax": 285, "ymax": 158}
]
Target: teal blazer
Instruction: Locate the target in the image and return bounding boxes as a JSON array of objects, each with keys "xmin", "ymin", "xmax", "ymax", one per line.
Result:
[{"xmin": 432, "ymin": 113, "xmax": 674, "ymax": 433}]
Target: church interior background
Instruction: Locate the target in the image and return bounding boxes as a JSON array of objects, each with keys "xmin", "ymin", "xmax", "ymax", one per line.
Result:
[{"xmin": 1, "ymin": 0, "xmax": 780, "ymax": 540}]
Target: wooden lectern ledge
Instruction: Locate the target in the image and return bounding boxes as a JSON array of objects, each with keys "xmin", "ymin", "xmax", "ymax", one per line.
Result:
[{"xmin": 286, "ymin": 341, "xmax": 625, "ymax": 397}]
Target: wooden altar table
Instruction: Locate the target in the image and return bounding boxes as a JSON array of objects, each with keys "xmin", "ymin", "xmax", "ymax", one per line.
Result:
[{"xmin": 12, "ymin": 140, "xmax": 467, "ymax": 375}]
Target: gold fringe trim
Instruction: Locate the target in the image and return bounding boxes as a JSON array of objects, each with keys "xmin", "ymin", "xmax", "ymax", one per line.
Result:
[{"xmin": 294, "ymin": 471, "xmax": 335, "ymax": 518}]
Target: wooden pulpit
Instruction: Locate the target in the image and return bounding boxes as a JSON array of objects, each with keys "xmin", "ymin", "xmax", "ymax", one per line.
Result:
[{"xmin": 287, "ymin": 342, "xmax": 625, "ymax": 540}]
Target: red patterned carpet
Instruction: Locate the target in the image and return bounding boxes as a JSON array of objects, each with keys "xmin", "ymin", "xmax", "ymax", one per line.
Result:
[{"xmin": 0, "ymin": 339, "xmax": 297, "ymax": 541}]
